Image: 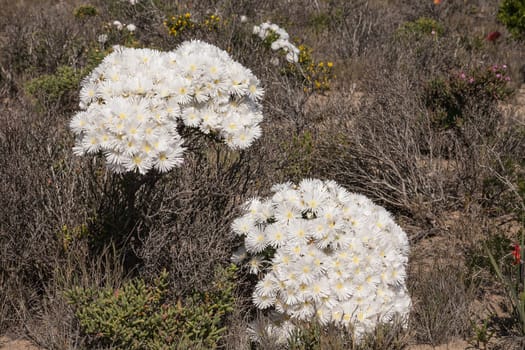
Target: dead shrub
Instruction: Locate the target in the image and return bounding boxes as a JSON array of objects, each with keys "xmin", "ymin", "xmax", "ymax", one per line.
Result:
[
  {"xmin": 409, "ymin": 260, "xmax": 477, "ymax": 345},
  {"xmin": 316, "ymin": 26, "xmax": 517, "ymax": 234}
]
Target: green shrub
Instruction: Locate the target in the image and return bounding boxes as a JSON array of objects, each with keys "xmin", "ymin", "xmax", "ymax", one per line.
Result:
[
  {"xmin": 67, "ymin": 265, "xmax": 237, "ymax": 349},
  {"xmin": 25, "ymin": 66, "xmax": 83, "ymax": 106},
  {"xmin": 281, "ymin": 130, "xmax": 315, "ymax": 182},
  {"xmin": 424, "ymin": 64, "xmax": 513, "ymax": 129},
  {"xmin": 498, "ymin": 0, "xmax": 525, "ymax": 40},
  {"xmin": 164, "ymin": 12, "xmax": 224, "ymax": 38},
  {"xmin": 57, "ymin": 224, "xmax": 90, "ymax": 252},
  {"xmin": 24, "ymin": 47, "xmax": 109, "ymax": 108},
  {"xmin": 308, "ymin": 12, "xmax": 331, "ymax": 33},
  {"xmin": 164, "ymin": 13, "xmax": 196, "ymax": 37},
  {"xmin": 397, "ymin": 17, "xmax": 444, "ymax": 40},
  {"xmin": 253, "ymin": 25, "xmax": 335, "ymax": 92},
  {"xmin": 74, "ymin": 5, "xmax": 98, "ymax": 19},
  {"xmin": 292, "ymin": 44, "xmax": 335, "ymax": 92}
]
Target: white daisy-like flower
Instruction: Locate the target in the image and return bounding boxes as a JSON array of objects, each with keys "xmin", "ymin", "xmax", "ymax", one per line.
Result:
[
  {"xmin": 231, "ymin": 179, "xmax": 411, "ymax": 344},
  {"xmin": 70, "ymin": 41, "xmax": 265, "ymax": 174},
  {"xmin": 123, "ymin": 153, "xmax": 152, "ymax": 175},
  {"xmin": 315, "ymin": 304, "xmax": 333, "ymax": 325},
  {"xmin": 245, "ymin": 226, "xmax": 269, "ymax": 254},
  {"xmin": 253, "ymin": 293, "xmax": 275, "ymax": 309},
  {"xmin": 113, "ymin": 20, "xmax": 124, "ymax": 30},
  {"xmin": 307, "ymin": 279, "xmax": 330, "ymax": 302},
  {"xmin": 291, "ymin": 301, "xmax": 315, "ymax": 321},
  {"xmin": 255, "ymin": 274, "xmax": 279, "ymax": 298},
  {"xmin": 231, "ymin": 215, "xmax": 256, "ymax": 236},
  {"xmin": 181, "ymin": 106, "xmax": 201, "ymax": 127},
  {"xmin": 253, "ymin": 21, "xmax": 299, "ymax": 63},
  {"xmin": 153, "ymin": 142, "xmax": 185, "ymax": 173},
  {"xmin": 266, "ymin": 223, "xmax": 287, "ymax": 248},
  {"xmin": 247, "ymin": 255, "xmax": 265, "ymax": 274}
]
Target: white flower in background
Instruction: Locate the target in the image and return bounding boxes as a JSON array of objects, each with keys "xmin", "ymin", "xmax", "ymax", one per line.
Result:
[
  {"xmin": 70, "ymin": 41, "xmax": 264, "ymax": 175},
  {"xmin": 232, "ymin": 179, "xmax": 411, "ymax": 342},
  {"xmin": 269, "ymin": 57, "xmax": 280, "ymax": 67},
  {"xmin": 129, "ymin": 0, "xmax": 139, "ymax": 4},
  {"xmin": 97, "ymin": 34, "xmax": 108, "ymax": 44},
  {"xmin": 240, "ymin": 15, "xmax": 248, "ymax": 23},
  {"xmin": 126, "ymin": 23, "xmax": 136, "ymax": 32},
  {"xmin": 112, "ymin": 20, "xmax": 124, "ymax": 30},
  {"xmin": 253, "ymin": 21, "xmax": 299, "ymax": 63}
]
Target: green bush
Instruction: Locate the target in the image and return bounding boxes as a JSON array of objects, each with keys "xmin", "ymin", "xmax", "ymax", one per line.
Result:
[
  {"xmin": 498, "ymin": 0, "xmax": 525, "ymax": 40},
  {"xmin": 282, "ymin": 130, "xmax": 315, "ymax": 182},
  {"xmin": 397, "ymin": 17, "xmax": 444, "ymax": 40},
  {"xmin": 67, "ymin": 265, "xmax": 237, "ymax": 349},
  {"xmin": 424, "ymin": 64, "xmax": 513, "ymax": 129},
  {"xmin": 73, "ymin": 5, "xmax": 98, "ymax": 19},
  {"xmin": 25, "ymin": 66, "xmax": 83, "ymax": 106},
  {"xmin": 57, "ymin": 224, "xmax": 90, "ymax": 252},
  {"xmin": 308, "ymin": 12, "xmax": 331, "ymax": 33},
  {"xmin": 293, "ymin": 44, "xmax": 335, "ymax": 92},
  {"xmin": 24, "ymin": 47, "xmax": 109, "ymax": 108},
  {"xmin": 164, "ymin": 12, "xmax": 225, "ymax": 39}
]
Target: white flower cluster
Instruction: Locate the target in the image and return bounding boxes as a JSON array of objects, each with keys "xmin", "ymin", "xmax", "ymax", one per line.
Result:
[
  {"xmin": 70, "ymin": 40, "xmax": 264, "ymax": 174},
  {"xmin": 232, "ymin": 179, "xmax": 411, "ymax": 342},
  {"xmin": 97, "ymin": 34, "xmax": 108, "ymax": 44},
  {"xmin": 253, "ymin": 22, "xmax": 299, "ymax": 63},
  {"xmin": 112, "ymin": 20, "xmax": 136, "ymax": 32}
]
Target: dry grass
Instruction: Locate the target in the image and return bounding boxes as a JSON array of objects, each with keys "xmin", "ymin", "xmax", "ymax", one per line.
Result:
[{"xmin": 1, "ymin": 0, "xmax": 524, "ymax": 348}]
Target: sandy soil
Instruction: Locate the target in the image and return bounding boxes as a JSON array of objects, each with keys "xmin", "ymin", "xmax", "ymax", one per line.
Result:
[
  {"xmin": 408, "ymin": 339, "xmax": 471, "ymax": 350},
  {"xmin": 0, "ymin": 337, "xmax": 39, "ymax": 350},
  {"xmin": 0, "ymin": 336, "xmax": 472, "ymax": 350}
]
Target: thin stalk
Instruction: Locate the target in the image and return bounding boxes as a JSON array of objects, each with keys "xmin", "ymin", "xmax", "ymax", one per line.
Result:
[{"xmin": 486, "ymin": 244, "xmax": 525, "ymax": 335}]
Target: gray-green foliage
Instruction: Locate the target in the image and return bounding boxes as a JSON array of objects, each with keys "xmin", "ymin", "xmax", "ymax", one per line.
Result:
[
  {"xmin": 25, "ymin": 65, "xmax": 83, "ymax": 106},
  {"xmin": 24, "ymin": 46, "xmax": 110, "ymax": 108},
  {"xmin": 66, "ymin": 265, "xmax": 237, "ymax": 349}
]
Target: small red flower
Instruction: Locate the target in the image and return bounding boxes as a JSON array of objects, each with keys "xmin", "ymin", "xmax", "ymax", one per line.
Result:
[
  {"xmin": 512, "ymin": 243, "xmax": 521, "ymax": 265},
  {"xmin": 486, "ymin": 31, "xmax": 501, "ymax": 42}
]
